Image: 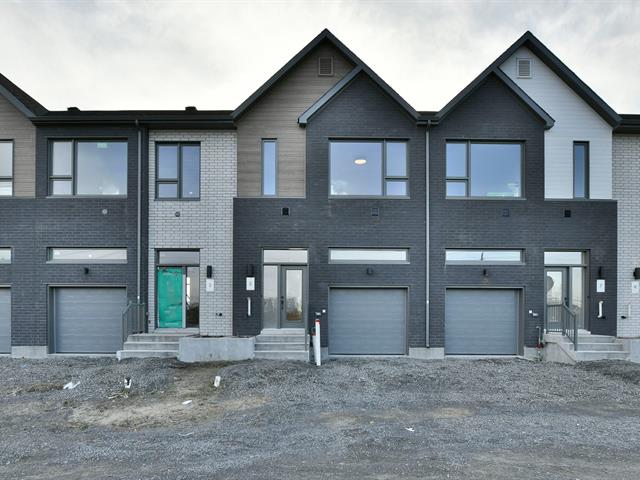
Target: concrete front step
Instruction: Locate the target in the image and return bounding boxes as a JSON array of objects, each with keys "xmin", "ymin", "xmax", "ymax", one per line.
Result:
[
  {"xmin": 254, "ymin": 350, "xmax": 309, "ymax": 361},
  {"xmin": 571, "ymin": 342, "xmax": 625, "ymax": 352},
  {"xmin": 122, "ymin": 341, "xmax": 179, "ymax": 351},
  {"xmin": 255, "ymin": 342, "xmax": 307, "ymax": 352},
  {"xmin": 574, "ymin": 350, "xmax": 629, "ymax": 361},
  {"xmin": 577, "ymin": 335, "xmax": 616, "ymax": 344},
  {"xmin": 117, "ymin": 350, "xmax": 177, "ymax": 360},
  {"xmin": 256, "ymin": 335, "xmax": 307, "ymax": 343},
  {"xmin": 128, "ymin": 333, "xmax": 193, "ymax": 343}
]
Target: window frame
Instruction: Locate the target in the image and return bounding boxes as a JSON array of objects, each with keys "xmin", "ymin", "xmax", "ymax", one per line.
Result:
[
  {"xmin": 155, "ymin": 142, "xmax": 201, "ymax": 201},
  {"xmin": 573, "ymin": 141, "xmax": 589, "ymax": 199},
  {"xmin": 261, "ymin": 139, "xmax": 278, "ymax": 197},
  {"xmin": 0, "ymin": 140, "xmax": 14, "ymax": 197},
  {"xmin": 48, "ymin": 139, "xmax": 128, "ymax": 197},
  {"xmin": 47, "ymin": 247, "xmax": 128, "ymax": 264},
  {"xmin": 329, "ymin": 247, "xmax": 410, "ymax": 264},
  {"xmin": 445, "ymin": 248, "xmax": 525, "ymax": 265},
  {"xmin": 328, "ymin": 138, "xmax": 410, "ymax": 198},
  {"xmin": 445, "ymin": 140, "xmax": 524, "ymax": 199}
]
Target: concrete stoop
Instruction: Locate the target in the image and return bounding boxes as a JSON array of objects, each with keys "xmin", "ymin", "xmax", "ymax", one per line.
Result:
[
  {"xmin": 117, "ymin": 332, "xmax": 194, "ymax": 360},
  {"xmin": 254, "ymin": 328, "xmax": 309, "ymax": 361},
  {"xmin": 543, "ymin": 331, "xmax": 629, "ymax": 364}
]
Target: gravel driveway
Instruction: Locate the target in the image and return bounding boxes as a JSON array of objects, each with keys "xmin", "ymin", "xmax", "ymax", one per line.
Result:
[{"xmin": 1, "ymin": 357, "xmax": 640, "ymax": 479}]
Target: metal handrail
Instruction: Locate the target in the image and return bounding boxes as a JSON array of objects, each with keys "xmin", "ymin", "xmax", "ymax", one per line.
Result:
[
  {"xmin": 122, "ymin": 302, "xmax": 147, "ymax": 343},
  {"xmin": 545, "ymin": 303, "xmax": 578, "ymax": 351},
  {"xmin": 561, "ymin": 304, "xmax": 578, "ymax": 352}
]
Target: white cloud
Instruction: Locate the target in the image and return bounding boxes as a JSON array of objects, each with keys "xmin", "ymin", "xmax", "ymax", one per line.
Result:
[{"xmin": 0, "ymin": 0, "xmax": 638, "ymax": 112}]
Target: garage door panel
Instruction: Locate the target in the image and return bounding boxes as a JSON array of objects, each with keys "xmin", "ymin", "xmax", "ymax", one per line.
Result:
[
  {"xmin": 0, "ymin": 289, "xmax": 10, "ymax": 353},
  {"xmin": 445, "ymin": 289, "xmax": 518, "ymax": 355},
  {"xmin": 329, "ymin": 288, "xmax": 406, "ymax": 355},
  {"xmin": 54, "ymin": 288, "xmax": 126, "ymax": 353}
]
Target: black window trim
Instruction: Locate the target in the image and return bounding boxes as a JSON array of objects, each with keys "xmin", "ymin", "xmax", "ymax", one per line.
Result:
[
  {"xmin": 48, "ymin": 138, "xmax": 128, "ymax": 198},
  {"xmin": 0, "ymin": 139, "xmax": 14, "ymax": 197},
  {"xmin": 445, "ymin": 139, "xmax": 525, "ymax": 200},
  {"xmin": 573, "ymin": 141, "xmax": 590, "ymax": 199},
  {"xmin": 155, "ymin": 142, "xmax": 201, "ymax": 201},
  {"xmin": 328, "ymin": 138, "xmax": 410, "ymax": 199}
]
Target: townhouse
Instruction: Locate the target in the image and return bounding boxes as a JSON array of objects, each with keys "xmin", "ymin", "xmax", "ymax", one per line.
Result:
[{"xmin": 0, "ymin": 30, "xmax": 638, "ymax": 362}]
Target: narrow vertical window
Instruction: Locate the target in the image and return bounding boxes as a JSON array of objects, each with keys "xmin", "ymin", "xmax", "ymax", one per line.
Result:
[
  {"xmin": 0, "ymin": 141, "xmax": 13, "ymax": 196},
  {"xmin": 262, "ymin": 139, "xmax": 277, "ymax": 196},
  {"xmin": 573, "ymin": 142, "xmax": 589, "ymax": 199}
]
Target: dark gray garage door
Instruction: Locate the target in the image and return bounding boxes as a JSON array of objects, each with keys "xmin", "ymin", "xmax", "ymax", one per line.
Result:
[
  {"xmin": 329, "ymin": 288, "xmax": 406, "ymax": 355},
  {"xmin": 53, "ymin": 288, "xmax": 126, "ymax": 353},
  {"xmin": 445, "ymin": 289, "xmax": 519, "ymax": 355},
  {"xmin": 0, "ymin": 289, "xmax": 10, "ymax": 353}
]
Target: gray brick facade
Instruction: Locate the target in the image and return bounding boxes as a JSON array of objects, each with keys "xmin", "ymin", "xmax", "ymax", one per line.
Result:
[
  {"xmin": 233, "ymin": 73, "xmax": 427, "ymax": 348},
  {"xmin": 614, "ymin": 133, "xmax": 640, "ymax": 338},
  {"xmin": 148, "ymin": 130, "xmax": 236, "ymax": 336},
  {"xmin": 429, "ymin": 74, "xmax": 617, "ymax": 348}
]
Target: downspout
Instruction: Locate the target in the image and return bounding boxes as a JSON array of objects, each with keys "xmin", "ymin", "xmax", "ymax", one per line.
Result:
[
  {"xmin": 425, "ymin": 123, "xmax": 430, "ymax": 348},
  {"xmin": 135, "ymin": 119, "xmax": 141, "ymax": 303}
]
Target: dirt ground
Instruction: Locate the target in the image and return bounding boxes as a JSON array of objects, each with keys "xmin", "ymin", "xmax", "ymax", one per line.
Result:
[{"xmin": 1, "ymin": 356, "xmax": 640, "ymax": 479}]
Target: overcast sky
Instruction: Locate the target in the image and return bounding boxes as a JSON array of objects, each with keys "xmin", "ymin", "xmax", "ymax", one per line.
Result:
[{"xmin": 1, "ymin": 0, "xmax": 638, "ymax": 113}]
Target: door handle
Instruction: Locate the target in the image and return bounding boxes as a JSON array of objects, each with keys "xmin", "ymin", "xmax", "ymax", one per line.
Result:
[{"xmin": 280, "ymin": 296, "xmax": 285, "ymax": 309}]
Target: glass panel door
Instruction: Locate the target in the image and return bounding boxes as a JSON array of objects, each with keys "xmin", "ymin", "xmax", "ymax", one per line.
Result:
[
  {"xmin": 545, "ymin": 269, "xmax": 566, "ymax": 332},
  {"xmin": 282, "ymin": 267, "xmax": 304, "ymax": 328}
]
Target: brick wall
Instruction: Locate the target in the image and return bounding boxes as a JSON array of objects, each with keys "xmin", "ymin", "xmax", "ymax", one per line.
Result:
[
  {"xmin": 148, "ymin": 130, "xmax": 236, "ymax": 336},
  {"xmin": 614, "ymin": 134, "xmax": 640, "ymax": 337}
]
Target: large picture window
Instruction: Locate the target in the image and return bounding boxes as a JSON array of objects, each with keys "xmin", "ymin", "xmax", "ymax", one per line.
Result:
[
  {"xmin": 49, "ymin": 140, "xmax": 127, "ymax": 196},
  {"xmin": 0, "ymin": 141, "xmax": 13, "ymax": 196},
  {"xmin": 446, "ymin": 141, "xmax": 523, "ymax": 198},
  {"xmin": 156, "ymin": 143, "xmax": 200, "ymax": 199},
  {"xmin": 330, "ymin": 140, "xmax": 408, "ymax": 197}
]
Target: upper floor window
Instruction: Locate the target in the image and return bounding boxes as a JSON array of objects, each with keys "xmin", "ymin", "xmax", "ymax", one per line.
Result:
[
  {"xmin": 330, "ymin": 140, "xmax": 408, "ymax": 197},
  {"xmin": 156, "ymin": 143, "xmax": 200, "ymax": 199},
  {"xmin": 446, "ymin": 141, "xmax": 523, "ymax": 198},
  {"xmin": 49, "ymin": 140, "xmax": 127, "ymax": 196},
  {"xmin": 0, "ymin": 141, "xmax": 13, "ymax": 196},
  {"xmin": 0, "ymin": 248, "xmax": 11, "ymax": 264},
  {"xmin": 262, "ymin": 139, "xmax": 277, "ymax": 196},
  {"xmin": 573, "ymin": 142, "xmax": 589, "ymax": 199}
]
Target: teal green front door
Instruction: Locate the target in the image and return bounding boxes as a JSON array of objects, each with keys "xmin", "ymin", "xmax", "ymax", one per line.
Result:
[{"xmin": 157, "ymin": 267, "xmax": 184, "ymax": 328}]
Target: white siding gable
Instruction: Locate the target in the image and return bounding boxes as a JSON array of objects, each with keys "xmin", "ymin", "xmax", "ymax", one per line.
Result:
[{"xmin": 500, "ymin": 47, "xmax": 613, "ymax": 199}]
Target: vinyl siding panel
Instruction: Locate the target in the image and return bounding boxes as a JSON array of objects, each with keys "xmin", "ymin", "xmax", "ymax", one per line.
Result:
[
  {"xmin": 500, "ymin": 47, "xmax": 613, "ymax": 199},
  {"xmin": 0, "ymin": 94, "xmax": 35, "ymax": 197},
  {"xmin": 236, "ymin": 42, "xmax": 354, "ymax": 197}
]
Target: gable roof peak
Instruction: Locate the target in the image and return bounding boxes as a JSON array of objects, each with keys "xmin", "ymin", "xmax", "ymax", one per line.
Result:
[{"xmin": 0, "ymin": 71, "xmax": 47, "ymax": 117}]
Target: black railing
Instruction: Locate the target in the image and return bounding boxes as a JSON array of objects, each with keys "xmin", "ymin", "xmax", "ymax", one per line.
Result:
[
  {"xmin": 545, "ymin": 303, "xmax": 578, "ymax": 351},
  {"xmin": 122, "ymin": 302, "xmax": 147, "ymax": 343}
]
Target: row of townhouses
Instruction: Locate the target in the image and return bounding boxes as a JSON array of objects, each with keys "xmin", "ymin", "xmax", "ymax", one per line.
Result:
[{"xmin": 1, "ymin": 30, "xmax": 639, "ymax": 362}]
